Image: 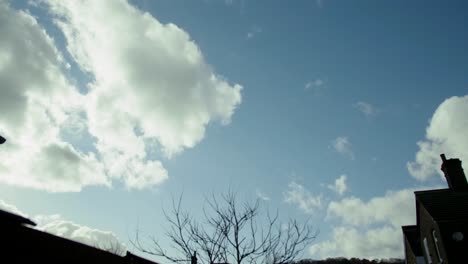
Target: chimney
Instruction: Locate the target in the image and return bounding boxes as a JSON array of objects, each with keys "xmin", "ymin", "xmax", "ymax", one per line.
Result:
[
  {"xmin": 191, "ymin": 251, "xmax": 197, "ymax": 264},
  {"xmin": 440, "ymin": 154, "xmax": 468, "ymax": 191}
]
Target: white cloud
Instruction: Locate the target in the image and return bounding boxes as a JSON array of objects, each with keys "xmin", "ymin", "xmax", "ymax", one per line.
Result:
[
  {"xmin": 310, "ymin": 226, "xmax": 402, "ymax": 259},
  {"xmin": 284, "ymin": 181, "xmax": 322, "ymax": 213},
  {"xmin": 0, "ymin": 1, "xmax": 108, "ymax": 192},
  {"xmin": 43, "ymin": 0, "xmax": 241, "ymax": 188},
  {"xmin": 304, "ymin": 79, "xmax": 325, "ymax": 92},
  {"xmin": 40, "ymin": 217, "xmax": 127, "ymax": 255},
  {"xmin": 0, "ymin": 199, "xmax": 28, "ymax": 217},
  {"xmin": 33, "ymin": 214, "xmax": 62, "ymax": 226},
  {"xmin": 407, "ymin": 95, "xmax": 468, "ymax": 181},
  {"xmin": 255, "ymin": 189, "xmax": 270, "ymax": 201},
  {"xmin": 327, "ymin": 175, "xmax": 347, "ymax": 196},
  {"xmin": 0, "ymin": 0, "xmax": 242, "ymax": 192},
  {"xmin": 327, "ymin": 188, "xmax": 416, "ymax": 228},
  {"xmin": 331, "ymin": 136, "xmax": 354, "ymax": 160},
  {"xmin": 310, "ymin": 188, "xmax": 423, "ymax": 259},
  {"xmin": 354, "ymin": 101, "xmax": 377, "ymax": 117},
  {"xmin": 0, "ymin": 200, "xmax": 126, "ymax": 256},
  {"xmin": 247, "ymin": 25, "xmax": 262, "ymax": 39}
]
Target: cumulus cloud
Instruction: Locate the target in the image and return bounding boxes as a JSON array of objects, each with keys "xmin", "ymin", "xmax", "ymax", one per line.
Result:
[
  {"xmin": 310, "ymin": 226, "xmax": 402, "ymax": 259},
  {"xmin": 327, "ymin": 188, "xmax": 416, "ymax": 228},
  {"xmin": 407, "ymin": 95, "xmax": 468, "ymax": 181},
  {"xmin": 310, "ymin": 188, "xmax": 421, "ymax": 259},
  {"xmin": 44, "ymin": 0, "xmax": 242, "ymax": 154},
  {"xmin": 331, "ymin": 136, "xmax": 354, "ymax": 160},
  {"xmin": 284, "ymin": 181, "xmax": 322, "ymax": 213},
  {"xmin": 0, "ymin": 1, "xmax": 108, "ymax": 192},
  {"xmin": 0, "ymin": 200, "xmax": 126, "ymax": 255},
  {"xmin": 0, "ymin": 0, "xmax": 241, "ymax": 191},
  {"xmin": 327, "ymin": 175, "xmax": 347, "ymax": 196},
  {"xmin": 33, "ymin": 214, "xmax": 62, "ymax": 226},
  {"xmin": 43, "ymin": 0, "xmax": 241, "ymax": 188},
  {"xmin": 311, "ymin": 182, "xmax": 445, "ymax": 259},
  {"xmin": 0, "ymin": 199, "xmax": 27, "ymax": 217},
  {"xmin": 40, "ymin": 217, "xmax": 127, "ymax": 255},
  {"xmin": 354, "ymin": 101, "xmax": 377, "ymax": 117}
]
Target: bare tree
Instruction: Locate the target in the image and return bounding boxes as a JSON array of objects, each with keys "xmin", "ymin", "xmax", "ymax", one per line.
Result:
[{"xmin": 133, "ymin": 192, "xmax": 317, "ymax": 264}]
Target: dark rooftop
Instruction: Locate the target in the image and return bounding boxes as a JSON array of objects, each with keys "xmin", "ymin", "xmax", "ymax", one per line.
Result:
[
  {"xmin": 0, "ymin": 209, "xmax": 157, "ymax": 264},
  {"xmin": 0, "ymin": 208, "xmax": 36, "ymax": 226},
  {"xmin": 415, "ymin": 188, "xmax": 468, "ymax": 221}
]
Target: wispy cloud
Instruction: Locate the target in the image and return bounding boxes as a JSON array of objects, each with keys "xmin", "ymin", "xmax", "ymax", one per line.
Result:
[
  {"xmin": 331, "ymin": 136, "xmax": 354, "ymax": 160},
  {"xmin": 284, "ymin": 181, "xmax": 322, "ymax": 213},
  {"xmin": 304, "ymin": 79, "xmax": 325, "ymax": 93},
  {"xmin": 247, "ymin": 25, "xmax": 262, "ymax": 39},
  {"xmin": 316, "ymin": 0, "xmax": 323, "ymax": 8},
  {"xmin": 354, "ymin": 101, "xmax": 377, "ymax": 117},
  {"xmin": 327, "ymin": 175, "xmax": 347, "ymax": 196},
  {"xmin": 255, "ymin": 189, "xmax": 270, "ymax": 201}
]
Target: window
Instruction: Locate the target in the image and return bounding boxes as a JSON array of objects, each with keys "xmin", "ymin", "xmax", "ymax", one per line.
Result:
[
  {"xmin": 423, "ymin": 237, "xmax": 432, "ymax": 264},
  {"xmin": 416, "ymin": 256, "xmax": 426, "ymax": 264},
  {"xmin": 452, "ymin": 231, "xmax": 464, "ymax": 242},
  {"xmin": 432, "ymin": 230, "xmax": 444, "ymax": 263}
]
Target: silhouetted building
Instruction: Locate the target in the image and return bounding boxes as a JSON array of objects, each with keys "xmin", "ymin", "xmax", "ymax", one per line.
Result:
[
  {"xmin": 0, "ymin": 209, "xmax": 157, "ymax": 264},
  {"xmin": 402, "ymin": 154, "xmax": 468, "ymax": 264}
]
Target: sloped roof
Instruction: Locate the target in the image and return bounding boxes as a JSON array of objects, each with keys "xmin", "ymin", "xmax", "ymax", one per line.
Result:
[
  {"xmin": 415, "ymin": 188, "xmax": 468, "ymax": 221},
  {"xmin": 0, "ymin": 209, "xmax": 158, "ymax": 264},
  {"xmin": 402, "ymin": 225, "xmax": 422, "ymax": 256},
  {"xmin": 0, "ymin": 208, "xmax": 36, "ymax": 226}
]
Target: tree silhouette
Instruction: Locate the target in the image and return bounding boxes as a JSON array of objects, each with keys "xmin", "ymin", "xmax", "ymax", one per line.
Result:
[{"xmin": 134, "ymin": 192, "xmax": 317, "ymax": 264}]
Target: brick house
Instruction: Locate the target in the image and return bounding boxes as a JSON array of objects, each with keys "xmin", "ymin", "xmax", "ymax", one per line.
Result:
[
  {"xmin": 402, "ymin": 154, "xmax": 468, "ymax": 264},
  {"xmin": 0, "ymin": 208, "xmax": 157, "ymax": 264}
]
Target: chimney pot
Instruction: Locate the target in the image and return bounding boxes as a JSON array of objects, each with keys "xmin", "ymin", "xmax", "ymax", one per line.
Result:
[{"xmin": 440, "ymin": 154, "xmax": 468, "ymax": 191}]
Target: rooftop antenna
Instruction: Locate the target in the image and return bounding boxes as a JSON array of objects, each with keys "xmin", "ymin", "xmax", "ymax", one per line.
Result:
[{"xmin": 0, "ymin": 135, "xmax": 5, "ymax": 145}]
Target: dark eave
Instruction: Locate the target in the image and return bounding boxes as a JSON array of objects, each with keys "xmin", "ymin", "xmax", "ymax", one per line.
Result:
[
  {"xmin": 402, "ymin": 225, "xmax": 422, "ymax": 256},
  {"xmin": 415, "ymin": 188, "xmax": 468, "ymax": 221}
]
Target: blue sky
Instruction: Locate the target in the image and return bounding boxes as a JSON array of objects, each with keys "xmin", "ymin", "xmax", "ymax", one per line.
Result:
[{"xmin": 0, "ymin": 0, "xmax": 467, "ymax": 260}]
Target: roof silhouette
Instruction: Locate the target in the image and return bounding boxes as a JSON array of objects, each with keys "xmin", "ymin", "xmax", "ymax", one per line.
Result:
[{"xmin": 0, "ymin": 209, "xmax": 157, "ymax": 264}]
